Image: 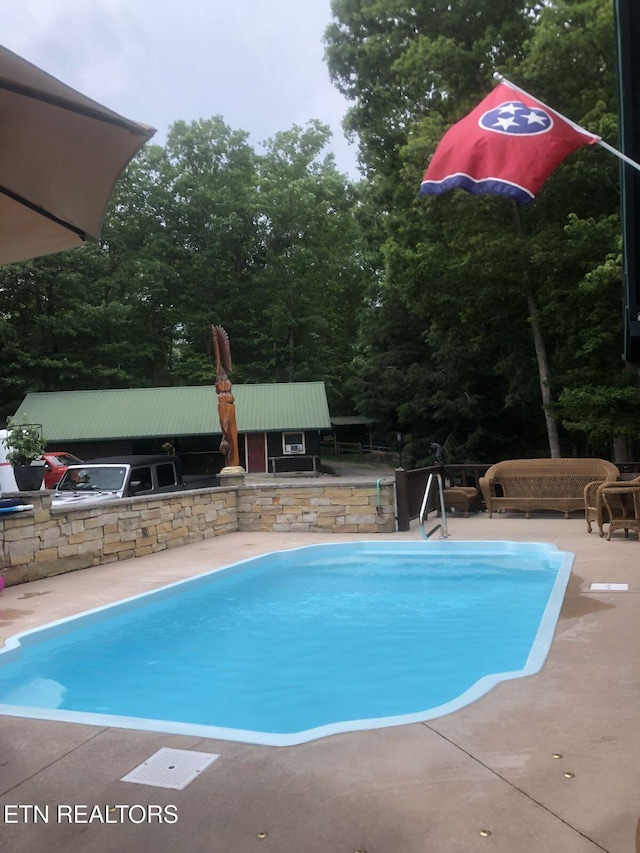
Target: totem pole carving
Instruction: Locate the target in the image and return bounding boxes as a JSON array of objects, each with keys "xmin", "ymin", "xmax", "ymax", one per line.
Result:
[{"xmin": 212, "ymin": 325, "xmax": 241, "ymax": 469}]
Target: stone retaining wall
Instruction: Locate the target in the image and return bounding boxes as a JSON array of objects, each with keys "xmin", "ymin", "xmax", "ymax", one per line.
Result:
[
  {"xmin": 238, "ymin": 481, "xmax": 396, "ymax": 534},
  {"xmin": 0, "ymin": 488, "xmax": 237, "ymax": 587},
  {"xmin": 0, "ymin": 478, "xmax": 397, "ymax": 586}
]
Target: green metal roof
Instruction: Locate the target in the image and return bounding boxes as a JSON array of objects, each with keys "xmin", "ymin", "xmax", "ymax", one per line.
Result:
[
  {"xmin": 14, "ymin": 383, "xmax": 331, "ymax": 442},
  {"xmin": 330, "ymin": 416, "xmax": 372, "ymax": 426}
]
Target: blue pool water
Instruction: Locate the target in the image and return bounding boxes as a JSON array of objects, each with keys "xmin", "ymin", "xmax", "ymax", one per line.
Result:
[{"xmin": 0, "ymin": 541, "xmax": 573, "ymax": 746}]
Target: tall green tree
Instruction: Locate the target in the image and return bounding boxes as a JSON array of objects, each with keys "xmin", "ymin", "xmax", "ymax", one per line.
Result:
[
  {"xmin": 254, "ymin": 121, "xmax": 366, "ymax": 411},
  {"xmin": 154, "ymin": 117, "xmax": 264, "ymax": 384},
  {"xmin": 325, "ymin": 0, "xmax": 626, "ymax": 463},
  {"xmin": 0, "ymin": 115, "xmax": 368, "ymax": 420},
  {"xmin": 0, "ymin": 245, "xmax": 143, "ymax": 416}
]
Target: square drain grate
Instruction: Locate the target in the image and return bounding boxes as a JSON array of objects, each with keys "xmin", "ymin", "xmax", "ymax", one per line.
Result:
[{"xmin": 120, "ymin": 747, "xmax": 220, "ymax": 790}]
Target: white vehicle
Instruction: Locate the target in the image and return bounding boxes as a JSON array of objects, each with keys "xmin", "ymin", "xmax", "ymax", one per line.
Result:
[
  {"xmin": 0, "ymin": 429, "xmax": 37, "ymax": 513},
  {"xmin": 52, "ymin": 455, "xmax": 186, "ymax": 507},
  {"xmin": 0, "ymin": 429, "xmax": 19, "ymax": 492}
]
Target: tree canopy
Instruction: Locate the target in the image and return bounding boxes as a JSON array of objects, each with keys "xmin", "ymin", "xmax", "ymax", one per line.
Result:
[
  {"xmin": 0, "ymin": 0, "xmax": 636, "ymax": 464},
  {"xmin": 0, "ymin": 119, "xmax": 365, "ymax": 417},
  {"xmin": 326, "ymin": 0, "xmax": 631, "ymax": 463}
]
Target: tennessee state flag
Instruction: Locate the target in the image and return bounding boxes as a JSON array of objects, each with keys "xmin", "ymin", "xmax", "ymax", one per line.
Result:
[{"xmin": 419, "ymin": 80, "xmax": 600, "ymax": 205}]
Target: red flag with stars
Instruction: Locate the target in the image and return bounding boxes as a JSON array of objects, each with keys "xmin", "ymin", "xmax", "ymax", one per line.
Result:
[{"xmin": 419, "ymin": 80, "xmax": 600, "ymax": 205}]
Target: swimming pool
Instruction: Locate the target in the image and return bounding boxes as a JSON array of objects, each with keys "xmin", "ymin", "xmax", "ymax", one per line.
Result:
[{"xmin": 0, "ymin": 540, "xmax": 573, "ymax": 746}]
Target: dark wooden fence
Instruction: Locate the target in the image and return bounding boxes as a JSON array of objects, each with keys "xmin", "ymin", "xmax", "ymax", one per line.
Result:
[{"xmin": 395, "ymin": 463, "xmax": 491, "ymax": 531}]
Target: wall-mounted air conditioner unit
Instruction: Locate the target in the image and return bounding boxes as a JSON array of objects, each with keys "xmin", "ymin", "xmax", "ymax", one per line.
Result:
[{"xmin": 285, "ymin": 444, "xmax": 303, "ymax": 454}]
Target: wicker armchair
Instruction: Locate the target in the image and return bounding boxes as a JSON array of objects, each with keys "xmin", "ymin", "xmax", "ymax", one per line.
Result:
[
  {"xmin": 585, "ymin": 476, "xmax": 640, "ymax": 536},
  {"xmin": 600, "ymin": 483, "xmax": 640, "ymax": 541}
]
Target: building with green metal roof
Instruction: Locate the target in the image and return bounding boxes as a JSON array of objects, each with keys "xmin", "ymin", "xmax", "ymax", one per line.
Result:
[{"xmin": 13, "ymin": 383, "xmax": 332, "ymax": 475}]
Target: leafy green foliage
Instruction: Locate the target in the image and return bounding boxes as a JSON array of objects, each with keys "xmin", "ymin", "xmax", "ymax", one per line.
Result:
[
  {"xmin": 0, "ymin": 117, "xmax": 365, "ymax": 419},
  {"xmin": 0, "ymin": 0, "xmax": 634, "ymax": 465},
  {"xmin": 325, "ymin": 0, "xmax": 632, "ymax": 463},
  {"xmin": 3, "ymin": 414, "xmax": 46, "ymax": 465},
  {"xmin": 253, "ymin": 121, "xmax": 366, "ymax": 411}
]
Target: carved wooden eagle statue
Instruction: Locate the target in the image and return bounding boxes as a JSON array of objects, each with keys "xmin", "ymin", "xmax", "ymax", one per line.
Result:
[{"xmin": 212, "ymin": 325, "xmax": 232, "ymax": 377}]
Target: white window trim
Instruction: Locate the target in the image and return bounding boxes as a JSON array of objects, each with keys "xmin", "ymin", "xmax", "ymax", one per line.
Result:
[{"xmin": 282, "ymin": 432, "xmax": 305, "ymax": 454}]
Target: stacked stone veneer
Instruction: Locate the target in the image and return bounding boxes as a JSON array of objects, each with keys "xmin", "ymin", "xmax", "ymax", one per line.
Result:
[
  {"xmin": 0, "ymin": 488, "xmax": 237, "ymax": 587},
  {"xmin": 0, "ymin": 478, "xmax": 396, "ymax": 587},
  {"xmin": 238, "ymin": 481, "xmax": 396, "ymax": 534}
]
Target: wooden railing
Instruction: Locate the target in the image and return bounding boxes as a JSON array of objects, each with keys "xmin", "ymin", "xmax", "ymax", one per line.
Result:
[
  {"xmin": 321, "ymin": 440, "xmax": 395, "ymax": 457},
  {"xmin": 395, "ymin": 460, "xmax": 640, "ymax": 531},
  {"xmin": 395, "ymin": 463, "xmax": 491, "ymax": 531},
  {"xmin": 616, "ymin": 462, "xmax": 640, "ymax": 475},
  {"xmin": 332, "ymin": 441, "xmax": 364, "ymax": 457}
]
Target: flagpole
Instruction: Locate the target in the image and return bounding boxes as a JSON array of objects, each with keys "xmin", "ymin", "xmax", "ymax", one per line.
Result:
[
  {"xmin": 496, "ymin": 75, "xmax": 640, "ymax": 175},
  {"xmin": 596, "ymin": 138, "xmax": 640, "ymax": 173}
]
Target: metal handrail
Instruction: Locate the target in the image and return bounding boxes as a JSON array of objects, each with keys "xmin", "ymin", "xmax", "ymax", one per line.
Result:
[{"xmin": 419, "ymin": 473, "xmax": 450, "ymax": 539}]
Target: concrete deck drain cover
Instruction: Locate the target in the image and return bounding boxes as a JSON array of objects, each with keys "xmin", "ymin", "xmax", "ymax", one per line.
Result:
[
  {"xmin": 590, "ymin": 583, "xmax": 629, "ymax": 591},
  {"xmin": 120, "ymin": 748, "xmax": 220, "ymax": 790}
]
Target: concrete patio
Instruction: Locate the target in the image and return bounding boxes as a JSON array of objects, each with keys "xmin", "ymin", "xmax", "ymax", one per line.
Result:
[{"xmin": 0, "ymin": 511, "xmax": 638, "ymax": 852}]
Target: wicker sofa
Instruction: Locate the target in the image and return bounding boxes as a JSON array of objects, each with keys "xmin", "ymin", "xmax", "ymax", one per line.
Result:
[{"xmin": 479, "ymin": 458, "xmax": 619, "ymax": 518}]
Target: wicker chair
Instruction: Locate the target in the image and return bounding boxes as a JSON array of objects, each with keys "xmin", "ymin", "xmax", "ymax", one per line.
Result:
[
  {"xmin": 438, "ymin": 486, "xmax": 480, "ymax": 518},
  {"xmin": 600, "ymin": 483, "xmax": 640, "ymax": 541},
  {"xmin": 585, "ymin": 476, "xmax": 640, "ymax": 535}
]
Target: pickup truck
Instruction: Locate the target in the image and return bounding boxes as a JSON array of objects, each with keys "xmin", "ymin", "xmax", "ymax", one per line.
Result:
[
  {"xmin": 52, "ymin": 455, "xmax": 186, "ymax": 507},
  {"xmin": 41, "ymin": 451, "xmax": 83, "ymax": 489}
]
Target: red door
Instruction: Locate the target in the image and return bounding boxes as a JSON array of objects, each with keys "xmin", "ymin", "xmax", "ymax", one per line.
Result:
[{"xmin": 246, "ymin": 433, "xmax": 266, "ymax": 473}]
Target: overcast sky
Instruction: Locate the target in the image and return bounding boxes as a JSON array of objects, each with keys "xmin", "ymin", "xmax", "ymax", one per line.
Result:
[{"xmin": 4, "ymin": 0, "xmax": 360, "ymax": 176}]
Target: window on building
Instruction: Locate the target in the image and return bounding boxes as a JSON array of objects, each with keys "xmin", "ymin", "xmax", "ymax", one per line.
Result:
[{"xmin": 282, "ymin": 432, "xmax": 305, "ymax": 454}]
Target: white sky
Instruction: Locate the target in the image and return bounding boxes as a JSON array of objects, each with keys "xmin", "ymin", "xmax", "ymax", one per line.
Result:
[{"xmin": 3, "ymin": 0, "xmax": 360, "ymax": 176}]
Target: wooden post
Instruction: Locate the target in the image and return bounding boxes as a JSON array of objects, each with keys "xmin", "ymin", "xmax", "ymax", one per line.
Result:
[{"xmin": 395, "ymin": 467, "xmax": 410, "ymax": 531}]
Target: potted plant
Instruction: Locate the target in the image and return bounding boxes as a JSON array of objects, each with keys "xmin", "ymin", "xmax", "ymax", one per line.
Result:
[{"xmin": 3, "ymin": 415, "xmax": 47, "ymax": 491}]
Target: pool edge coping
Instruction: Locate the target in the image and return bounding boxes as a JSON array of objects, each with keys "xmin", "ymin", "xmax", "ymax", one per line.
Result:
[{"xmin": 0, "ymin": 539, "xmax": 574, "ymax": 747}]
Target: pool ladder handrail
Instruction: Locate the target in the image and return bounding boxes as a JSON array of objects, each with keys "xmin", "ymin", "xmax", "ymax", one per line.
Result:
[{"xmin": 419, "ymin": 473, "xmax": 450, "ymax": 539}]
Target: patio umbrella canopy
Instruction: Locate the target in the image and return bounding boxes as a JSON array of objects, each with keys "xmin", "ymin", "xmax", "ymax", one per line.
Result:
[{"xmin": 0, "ymin": 44, "xmax": 156, "ymax": 265}]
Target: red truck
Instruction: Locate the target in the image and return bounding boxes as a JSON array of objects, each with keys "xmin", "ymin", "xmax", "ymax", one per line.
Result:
[{"xmin": 41, "ymin": 452, "xmax": 83, "ymax": 489}]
